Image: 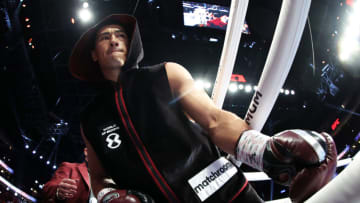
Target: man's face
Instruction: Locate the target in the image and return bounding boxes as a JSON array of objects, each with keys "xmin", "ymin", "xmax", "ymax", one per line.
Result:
[{"xmin": 91, "ymin": 24, "xmax": 129, "ymax": 71}]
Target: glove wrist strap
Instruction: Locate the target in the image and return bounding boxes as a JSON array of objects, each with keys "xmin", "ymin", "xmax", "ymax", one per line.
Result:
[
  {"xmin": 235, "ymin": 130, "xmax": 270, "ymax": 171},
  {"xmin": 97, "ymin": 187, "xmax": 116, "ymax": 201}
]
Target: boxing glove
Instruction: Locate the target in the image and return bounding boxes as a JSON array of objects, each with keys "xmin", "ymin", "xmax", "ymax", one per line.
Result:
[
  {"xmin": 235, "ymin": 129, "xmax": 336, "ymax": 187},
  {"xmin": 289, "ymin": 132, "xmax": 337, "ymax": 203},
  {"xmin": 98, "ymin": 189, "xmax": 155, "ymax": 203}
]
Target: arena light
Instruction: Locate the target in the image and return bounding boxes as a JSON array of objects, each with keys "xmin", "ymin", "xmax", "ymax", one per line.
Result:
[
  {"xmin": 0, "ymin": 176, "xmax": 37, "ymax": 202},
  {"xmin": 339, "ymin": 0, "xmax": 360, "ymax": 61},
  {"xmin": 228, "ymin": 83, "xmax": 238, "ymax": 93},
  {"xmin": 209, "ymin": 37, "xmax": 218, "ymax": 42},
  {"xmin": 78, "ymin": 8, "xmax": 93, "ymax": 23},
  {"xmin": 203, "ymin": 81, "xmax": 211, "ymax": 89},
  {"xmin": 244, "ymin": 85, "xmax": 252, "ymax": 93},
  {"xmin": 82, "ymin": 2, "xmax": 89, "ymax": 8},
  {"xmin": 195, "ymin": 80, "xmax": 204, "ymax": 89},
  {"xmin": 195, "ymin": 79, "xmax": 211, "ymax": 90},
  {"xmin": 0, "ymin": 159, "xmax": 13, "ymax": 174},
  {"xmin": 339, "ymin": 36, "xmax": 358, "ymax": 61}
]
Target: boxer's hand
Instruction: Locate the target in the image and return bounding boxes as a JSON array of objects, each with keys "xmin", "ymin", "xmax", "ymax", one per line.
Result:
[
  {"xmin": 289, "ymin": 132, "xmax": 337, "ymax": 203},
  {"xmin": 236, "ymin": 129, "xmax": 335, "ymax": 189},
  {"xmin": 99, "ymin": 189, "xmax": 155, "ymax": 203},
  {"xmin": 56, "ymin": 178, "xmax": 78, "ymax": 200},
  {"xmin": 262, "ymin": 130, "xmax": 330, "ymax": 186}
]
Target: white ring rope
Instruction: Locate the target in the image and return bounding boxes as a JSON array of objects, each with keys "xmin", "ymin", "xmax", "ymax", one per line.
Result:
[
  {"xmin": 211, "ymin": 0, "xmax": 249, "ymax": 108},
  {"xmin": 243, "ymin": 0, "xmax": 312, "ymax": 131}
]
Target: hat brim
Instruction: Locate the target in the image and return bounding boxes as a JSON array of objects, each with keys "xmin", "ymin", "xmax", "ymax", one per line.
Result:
[{"xmin": 69, "ymin": 14, "xmax": 136, "ymax": 81}]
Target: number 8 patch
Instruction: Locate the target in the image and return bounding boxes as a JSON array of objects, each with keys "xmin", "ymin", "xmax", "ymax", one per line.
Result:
[{"xmin": 105, "ymin": 133, "xmax": 122, "ymax": 149}]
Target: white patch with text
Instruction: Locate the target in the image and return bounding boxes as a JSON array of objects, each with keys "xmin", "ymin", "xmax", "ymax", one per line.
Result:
[{"xmin": 188, "ymin": 157, "xmax": 237, "ymax": 202}]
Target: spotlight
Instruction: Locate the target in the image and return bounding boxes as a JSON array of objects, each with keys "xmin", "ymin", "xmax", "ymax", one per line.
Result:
[
  {"xmin": 32, "ymin": 150, "xmax": 36, "ymax": 154},
  {"xmin": 46, "ymin": 160, "xmax": 50, "ymax": 165},
  {"xmin": 195, "ymin": 80, "xmax": 203, "ymax": 88},
  {"xmin": 228, "ymin": 83, "xmax": 238, "ymax": 93},
  {"xmin": 280, "ymin": 88, "xmax": 284, "ymax": 93},
  {"xmin": 50, "ymin": 137, "xmax": 56, "ymax": 143},
  {"xmin": 82, "ymin": 2, "xmax": 89, "ymax": 8},
  {"xmin": 53, "ymin": 165, "xmax": 57, "ymax": 169},
  {"xmin": 78, "ymin": 8, "xmax": 93, "ymax": 23},
  {"xmin": 203, "ymin": 82, "xmax": 211, "ymax": 89},
  {"xmin": 238, "ymin": 84, "xmax": 244, "ymax": 90},
  {"xmin": 245, "ymin": 85, "xmax": 252, "ymax": 93},
  {"xmin": 209, "ymin": 37, "xmax": 218, "ymax": 42},
  {"xmin": 39, "ymin": 155, "xmax": 43, "ymax": 160},
  {"xmin": 25, "ymin": 144, "xmax": 29, "ymax": 149},
  {"xmin": 284, "ymin": 89, "xmax": 290, "ymax": 95},
  {"xmin": 291, "ymin": 90, "xmax": 295, "ymax": 95}
]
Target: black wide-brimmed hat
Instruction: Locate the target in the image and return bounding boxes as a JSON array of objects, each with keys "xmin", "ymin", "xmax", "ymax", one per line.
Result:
[{"xmin": 69, "ymin": 14, "xmax": 136, "ymax": 81}]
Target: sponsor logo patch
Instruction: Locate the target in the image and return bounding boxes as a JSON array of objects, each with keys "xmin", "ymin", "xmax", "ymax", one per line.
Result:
[{"xmin": 188, "ymin": 157, "xmax": 237, "ymax": 202}]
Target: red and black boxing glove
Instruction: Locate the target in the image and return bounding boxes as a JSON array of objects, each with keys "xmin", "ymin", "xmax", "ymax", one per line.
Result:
[
  {"xmin": 235, "ymin": 129, "xmax": 337, "ymax": 201},
  {"xmin": 289, "ymin": 132, "xmax": 337, "ymax": 203},
  {"xmin": 98, "ymin": 189, "xmax": 155, "ymax": 203}
]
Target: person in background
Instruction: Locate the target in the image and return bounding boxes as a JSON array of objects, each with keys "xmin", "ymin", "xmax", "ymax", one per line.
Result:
[{"xmin": 41, "ymin": 148, "xmax": 93, "ymax": 203}]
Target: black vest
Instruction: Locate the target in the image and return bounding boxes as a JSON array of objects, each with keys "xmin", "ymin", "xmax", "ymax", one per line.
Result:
[{"xmin": 81, "ymin": 63, "xmax": 249, "ymax": 202}]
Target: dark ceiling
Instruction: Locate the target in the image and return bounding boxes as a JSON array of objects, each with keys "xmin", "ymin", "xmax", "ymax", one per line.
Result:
[{"xmin": 0, "ymin": 0, "xmax": 359, "ymax": 201}]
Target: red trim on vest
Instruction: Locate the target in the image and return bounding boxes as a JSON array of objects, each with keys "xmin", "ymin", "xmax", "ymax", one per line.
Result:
[
  {"xmin": 229, "ymin": 179, "xmax": 249, "ymax": 203},
  {"xmin": 115, "ymin": 88, "xmax": 181, "ymax": 203}
]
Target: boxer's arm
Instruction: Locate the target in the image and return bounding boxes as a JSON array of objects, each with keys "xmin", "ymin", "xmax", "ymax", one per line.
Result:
[
  {"xmin": 80, "ymin": 125, "xmax": 117, "ymax": 197},
  {"xmin": 165, "ymin": 62, "xmax": 249, "ymax": 155}
]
